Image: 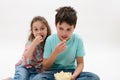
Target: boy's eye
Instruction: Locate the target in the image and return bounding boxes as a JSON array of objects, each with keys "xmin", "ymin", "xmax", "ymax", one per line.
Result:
[
  {"xmin": 67, "ymin": 28, "xmax": 71, "ymax": 31},
  {"xmin": 59, "ymin": 27, "xmax": 63, "ymax": 30}
]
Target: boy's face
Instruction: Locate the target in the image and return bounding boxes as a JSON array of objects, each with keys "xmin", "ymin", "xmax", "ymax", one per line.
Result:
[{"xmin": 56, "ymin": 22, "xmax": 75, "ymax": 41}]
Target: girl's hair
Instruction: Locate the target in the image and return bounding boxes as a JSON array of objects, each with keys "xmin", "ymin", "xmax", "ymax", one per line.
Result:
[
  {"xmin": 55, "ymin": 6, "xmax": 77, "ymax": 28},
  {"xmin": 28, "ymin": 16, "xmax": 51, "ymax": 42}
]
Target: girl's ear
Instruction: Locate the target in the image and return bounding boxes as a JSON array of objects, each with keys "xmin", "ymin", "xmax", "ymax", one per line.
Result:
[{"xmin": 55, "ymin": 23, "xmax": 57, "ymax": 27}]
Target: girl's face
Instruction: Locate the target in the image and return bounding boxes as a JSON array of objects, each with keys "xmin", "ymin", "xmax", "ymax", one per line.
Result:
[
  {"xmin": 56, "ymin": 22, "xmax": 75, "ymax": 41},
  {"xmin": 32, "ymin": 21, "xmax": 47, "ymax": 40}
]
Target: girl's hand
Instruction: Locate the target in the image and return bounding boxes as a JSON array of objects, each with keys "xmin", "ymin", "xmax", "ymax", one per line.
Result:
[
  {"xmin": 32, "ymin": 35, "xmax": 43, "ymax": 46},
  {"xmin": 54, "ymin": 40, "xmax": 66, "ymax": 54}
]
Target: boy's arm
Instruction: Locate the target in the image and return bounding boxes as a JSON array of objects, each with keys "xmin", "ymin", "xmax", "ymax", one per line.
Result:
[
  {"xmin": 42, "ymin": 40, "xmax": 66, "ymax": 70},
  {"xmin": 42, "ymin": 50, "xmax": 58, "ymax": 70},
  {"xmin": 71, "ymin": 57, "xmax": 84, "ymax": 80}
]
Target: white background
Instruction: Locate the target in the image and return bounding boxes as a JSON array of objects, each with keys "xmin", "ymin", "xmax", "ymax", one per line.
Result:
[{"xmin": 0, "ymin": 0, "xmax": 120, "ymax": 80}]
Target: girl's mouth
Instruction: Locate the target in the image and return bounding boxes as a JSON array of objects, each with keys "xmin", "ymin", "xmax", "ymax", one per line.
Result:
[{"xmin": 41, "ymin": 35, "xmax": 44, "ymax": 38}]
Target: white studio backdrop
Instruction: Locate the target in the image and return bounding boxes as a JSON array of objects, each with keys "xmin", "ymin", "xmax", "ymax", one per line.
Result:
[{"xmin": 0, "ymin": 0, "xmax": 120, "ymax": 80}]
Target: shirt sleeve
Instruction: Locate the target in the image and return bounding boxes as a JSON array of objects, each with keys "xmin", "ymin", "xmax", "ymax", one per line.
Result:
[
  {"xmin": 44, "ymin": 37, "xmax": 52, "ymax": 59},
  {"xmin": 76, "ymin": 36, "xmax": 85, "ymax": 57}
]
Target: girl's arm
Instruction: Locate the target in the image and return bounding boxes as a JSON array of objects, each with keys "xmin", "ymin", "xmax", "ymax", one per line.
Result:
[
  {"xmin": 23, "ymin": 41, "xmax": 38, "ymax": 59},
  {"xmin": 71, "ymin": 57, "xmax": 84, "ymax": 80},
  {"xmin": 23, "ymin": 36, "xmax": 43, "ymax": 59}
]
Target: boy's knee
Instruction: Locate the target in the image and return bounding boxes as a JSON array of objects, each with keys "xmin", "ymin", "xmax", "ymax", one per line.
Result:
[{"xmin": 87, "ymin": 72, "xmax": 100, "ymax": 80}]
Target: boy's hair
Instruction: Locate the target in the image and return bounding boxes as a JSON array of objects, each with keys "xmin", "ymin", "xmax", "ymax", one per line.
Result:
[
  {"xmin": 28, "ymin": 16, "xmax": 51, "ymax": 42},
  {"xmin": 55, "ymin": 6, "xmax": 77, "ymax": 28}
]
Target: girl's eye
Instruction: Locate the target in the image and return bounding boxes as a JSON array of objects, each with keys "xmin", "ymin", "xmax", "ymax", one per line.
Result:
[
  {"xmin": 34, "ymin": 28, "xmax": 38, "ymax": 31},
  {"xmin": 40, "ymin": 27, "xmax": 45, "ymax": 30}
]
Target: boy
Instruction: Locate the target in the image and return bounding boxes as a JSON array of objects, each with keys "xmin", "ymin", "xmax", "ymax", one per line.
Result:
[{"xmin": 33, "ymin": 6, "xmax": 100, "ymax": 80}]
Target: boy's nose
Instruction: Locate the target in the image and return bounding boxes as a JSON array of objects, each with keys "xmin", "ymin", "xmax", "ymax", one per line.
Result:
[{"xmin": 62, "ymin": 31, "xmax": 67, "ymax": 35}]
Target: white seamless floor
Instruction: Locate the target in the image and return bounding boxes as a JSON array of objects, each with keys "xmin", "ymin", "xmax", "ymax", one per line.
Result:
[{"xmin": 0, "ymin": 43, "xmax": 120, "ymax": 80}]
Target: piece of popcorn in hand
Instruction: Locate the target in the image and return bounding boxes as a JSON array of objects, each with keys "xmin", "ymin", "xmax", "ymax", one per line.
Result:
[{"xmin": 54, "ymin": 71, "xmax": 72, "ymax": 80}]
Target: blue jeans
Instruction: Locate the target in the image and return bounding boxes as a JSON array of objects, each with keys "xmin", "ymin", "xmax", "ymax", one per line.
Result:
[
  {"xmin": 12, "ymin": 65, "xmax": 38, "ymax": 80},
  {"xmin": 32, "ymin": 69, "xmax": 100, "ymax": 80}
]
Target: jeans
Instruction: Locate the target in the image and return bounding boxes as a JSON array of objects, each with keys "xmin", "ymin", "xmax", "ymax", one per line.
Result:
[
  {"xmin": 32, "ymin": 69, "xmax": 100, "ymax": 80},
  {"xmin": 12, "ymin": 65, "xmax": 38, "ymax": 80}
]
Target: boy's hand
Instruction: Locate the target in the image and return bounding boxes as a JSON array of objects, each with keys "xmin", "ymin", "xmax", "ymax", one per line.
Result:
[
  {"xmin": 71, "ymin": 75, "xmax": 76, "ymax": 80},
  {"xmin": 54, "ymin": 40, "xmax": 66, "ymax": 54}
]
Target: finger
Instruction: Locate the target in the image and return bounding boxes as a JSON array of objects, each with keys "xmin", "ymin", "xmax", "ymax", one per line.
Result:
[
  {"xmin": 61, "ymin": 43, "xmax": 66, "ymax": 48},
  {"xmin": 59, "ymin": 40, "xmax": 66, "ymax": 46},
  {"xmin": 38, "ymin": 35, "xmax": 43, "ymax": 39},
  {"xmin": 38, "ymin": 38, "xmax": 44, "ymax": 42},
  {"xmin": 36, "ymin": 36, "xmax": 43, "ymax": 41}
]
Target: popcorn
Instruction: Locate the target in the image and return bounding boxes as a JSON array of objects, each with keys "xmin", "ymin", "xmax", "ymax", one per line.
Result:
[{"xmin": 54, "ymin": 71, "xmax": 72, "ymax": 80}]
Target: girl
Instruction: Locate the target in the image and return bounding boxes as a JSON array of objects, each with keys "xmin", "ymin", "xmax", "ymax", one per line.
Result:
[{"xmin": 4, "ymin": 16, "xmax": 51, "ymax": 80}]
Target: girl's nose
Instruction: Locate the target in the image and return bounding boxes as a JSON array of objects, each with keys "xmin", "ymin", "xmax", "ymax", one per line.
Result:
[
  {"xmin": 38, "ymin": 30, "xmax": 42, "ymax": 33},
  {"xmin": 37, "ymin": 30, "xmax": 42, "ymax": 35}
]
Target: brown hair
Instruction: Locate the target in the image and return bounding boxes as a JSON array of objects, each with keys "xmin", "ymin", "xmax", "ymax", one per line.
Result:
[{"xmin": 55, "ymin": 6, "xmax": 77, "ymax": 28}]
